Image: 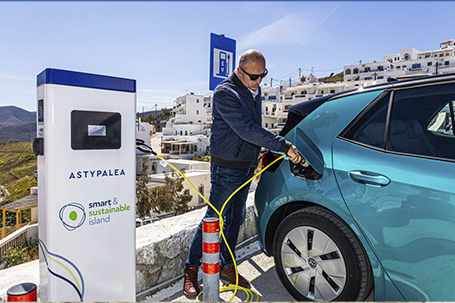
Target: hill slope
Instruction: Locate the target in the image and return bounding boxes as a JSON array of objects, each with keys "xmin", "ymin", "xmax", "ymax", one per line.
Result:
[
  {"xmin": 0, "ymin": 123, "xmax": 36, "ymax": 143},
  {"xmin": 0, "ymin": 142, "xmax": 37, "ymax": 204},
  {"xmin": 0, "ymin": 106, "xmax": 36, "ymax": 143},
  {"xmin": 319, "ymin": 72, "xmax": 344, "ymax": 83},
  {"xmin": 0, "ymin": 106, "xmax": 35, "ymax": 128}
]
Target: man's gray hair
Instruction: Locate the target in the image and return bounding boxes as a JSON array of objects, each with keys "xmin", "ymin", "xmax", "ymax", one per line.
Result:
[{"xmin": 239, "ymin": 49, "xmax": 265, "ymax": 69}]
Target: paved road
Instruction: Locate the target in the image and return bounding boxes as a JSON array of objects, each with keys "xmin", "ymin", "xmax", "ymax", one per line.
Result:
[{"xmin": 142, "ymin": 241, "xmax": 296, "ymax": 302}]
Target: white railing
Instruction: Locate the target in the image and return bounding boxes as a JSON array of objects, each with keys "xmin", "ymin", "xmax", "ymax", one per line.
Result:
[{"xmin": 0, "ymin": 223, "xmax": 38, "ymax": 263}]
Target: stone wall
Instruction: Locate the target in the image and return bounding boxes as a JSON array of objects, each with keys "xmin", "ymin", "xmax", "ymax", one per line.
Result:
[{"xmin": 135, "ymin": 191, "xmax": 257, "ymax": 297}]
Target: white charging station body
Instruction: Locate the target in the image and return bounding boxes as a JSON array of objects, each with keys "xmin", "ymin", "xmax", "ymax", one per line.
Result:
[{"xmin": 36, "ymin": 69, "xmax": 136, "ymax": 302}]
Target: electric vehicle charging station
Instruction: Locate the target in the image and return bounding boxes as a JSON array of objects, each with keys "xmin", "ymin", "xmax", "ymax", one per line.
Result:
[{"xmin": 34, "ymin": 69, "xmax": 136, "ymax": 302}]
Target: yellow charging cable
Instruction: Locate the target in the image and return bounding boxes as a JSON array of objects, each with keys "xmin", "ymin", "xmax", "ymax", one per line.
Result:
[
  {"xmin": 196, "ymin": 283, "xmax": 260, "ymax": 302},
  {"xmin": 152, "ymin": 151, "xmax": 285, "ymax": 302}
]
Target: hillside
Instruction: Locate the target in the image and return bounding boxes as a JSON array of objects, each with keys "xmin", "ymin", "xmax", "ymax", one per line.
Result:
[
  {"xmin": 0, "ymin": 142, "xmax": 37, "ymax": 204},
  {"xmin": 319, "ymin": 72, "xmax": 344, "ymax": 83},
  {"xmin": 0, "ymin": 106, "xmax": 35, "ymax": 128},
  {"xmin": 0, "ymin": 106, "xmax": 36, "ymax": 143},
  {"xmin": 0, "ymin": 123, "xmax": 36, "ymax": 143}
]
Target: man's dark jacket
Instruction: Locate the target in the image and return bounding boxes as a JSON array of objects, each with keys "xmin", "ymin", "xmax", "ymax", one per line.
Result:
[{"xmin": 210, "ymin": 73, "xmax": 291, "ymax": 169}]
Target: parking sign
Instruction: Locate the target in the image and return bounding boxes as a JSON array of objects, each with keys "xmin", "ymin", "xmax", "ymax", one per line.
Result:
[{"xmin": 210, "ymin": 33, "xmax": 236, "ymax": 90}]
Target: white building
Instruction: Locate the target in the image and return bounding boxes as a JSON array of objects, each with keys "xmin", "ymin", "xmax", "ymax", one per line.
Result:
[
  {"xmin": 164, "ymin": 93, "xmax": 211, "ymax": 136},
  {"xmin": 161, "ymin": 93, "xmax": 211, "ymax": 159},
  {"xmin": 136, "ymin": 120, "xmax": 153, "ymax": 145},
  {"xmin": 344, "ymin": 39, "xmax": 455, "ymax": 88}
]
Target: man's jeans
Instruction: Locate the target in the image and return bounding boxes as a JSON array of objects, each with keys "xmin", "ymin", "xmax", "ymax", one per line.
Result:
[{"xmin": 185, "ymin": 163, "xmax": 255, "ymax": 268}]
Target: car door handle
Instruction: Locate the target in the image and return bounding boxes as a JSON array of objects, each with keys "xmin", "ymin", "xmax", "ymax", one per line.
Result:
[{"xmin": 349, "ymin": 171, "xmax": 390, "ymax": 187}]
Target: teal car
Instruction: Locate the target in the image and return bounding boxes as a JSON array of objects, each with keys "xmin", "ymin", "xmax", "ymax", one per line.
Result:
[{"xmin": 254, "ymin": 74, "xmax": 455, "ymax": 301}]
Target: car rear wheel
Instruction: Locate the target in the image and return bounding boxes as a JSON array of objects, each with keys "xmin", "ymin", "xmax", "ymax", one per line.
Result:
[{"xmin": 273, "ymin": 207, "xmax": 373, "ymax": 301}]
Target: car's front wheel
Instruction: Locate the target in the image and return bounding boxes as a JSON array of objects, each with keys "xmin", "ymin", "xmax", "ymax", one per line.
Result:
[{"xmin": 273, "ymin": 207, "xmax": 373, "ymax": 301}]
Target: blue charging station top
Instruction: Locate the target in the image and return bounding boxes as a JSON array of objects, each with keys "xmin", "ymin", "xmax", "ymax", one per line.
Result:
[{"xmin": 37, "ymin": 68, "xmax": 136, "ymax": 92}]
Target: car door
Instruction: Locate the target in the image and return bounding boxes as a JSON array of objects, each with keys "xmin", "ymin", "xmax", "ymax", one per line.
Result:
[{"xmin": 332, "ymin": 83, "xmax": 455, "ymax": 301}]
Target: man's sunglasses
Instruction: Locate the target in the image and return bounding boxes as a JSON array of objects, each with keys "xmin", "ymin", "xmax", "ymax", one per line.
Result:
[{"xmin": 240, "ymin": 67, "xmax": 268, "ymax": 81}]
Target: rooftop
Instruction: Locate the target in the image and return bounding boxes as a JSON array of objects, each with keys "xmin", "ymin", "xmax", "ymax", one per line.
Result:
[{"xmin": 0, "ymin": 194, "xmax": 37, "ymax": 211}]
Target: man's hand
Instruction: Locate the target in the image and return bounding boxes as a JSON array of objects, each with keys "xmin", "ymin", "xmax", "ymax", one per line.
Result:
[{"xmin": 287, "ymin": 145, "xmax": 304, "ymax": 164}]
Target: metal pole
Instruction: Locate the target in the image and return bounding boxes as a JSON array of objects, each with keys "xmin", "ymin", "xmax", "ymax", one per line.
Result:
[{"xmin": 202, "ymin": 217, "xmax": 220, "ymax": 302}]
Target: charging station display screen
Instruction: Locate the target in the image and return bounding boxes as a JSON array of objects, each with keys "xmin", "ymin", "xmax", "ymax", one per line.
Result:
[
  {"xmin": 88, "ymin": 125, "xmax": 106, "ymax": 136},
  {"xmin": 71, "ymin": 110, "xmax": 121, "ymax": 150},
  {"xmin": 38, "ymin": 99, "xmax": 44, "ymax": 124}
]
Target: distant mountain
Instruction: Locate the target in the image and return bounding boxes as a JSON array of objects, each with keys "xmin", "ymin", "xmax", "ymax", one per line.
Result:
[
  {"xmin": 137, "ymin": 109, "xmax": 165, "ymax": 119},
  {"xmin": 0, "ymin": 106, "xmax": 35, "ymax": 128},
  {"xmin": 0, "ymin": 106, "xmax": 36, "ymax": 143},
  {"xmin": 0, "ymin": 122, "xmax": 36, "ymax": 143}
]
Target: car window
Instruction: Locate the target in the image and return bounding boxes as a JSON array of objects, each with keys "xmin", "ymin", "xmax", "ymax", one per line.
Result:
[
  {"xmin": 340, "ymin": 93, "xmax": 389, "ymax": 149},
  {"xmin": 389, "ymin": 84, "xmax": 455, "ymax": 160},
  {"xmin": 427, "ymin": 101, "xmax": 454, "ymax": 136},
  {"xmin": 340, "ymin": 84, "xmax": 455, "ymax": 161}
]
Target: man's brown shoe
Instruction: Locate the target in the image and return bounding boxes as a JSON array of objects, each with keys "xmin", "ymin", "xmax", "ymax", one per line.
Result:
[
  {"xmin": 184, "ymin": 266, "xmax": 200, "ymax": 296},
  {"xmin": 220, "ymin": 265, "xmax": 250, "ymax": 287}
]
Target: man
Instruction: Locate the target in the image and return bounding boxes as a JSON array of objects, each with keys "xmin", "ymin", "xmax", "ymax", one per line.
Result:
[{"xmin": 184, "ymin": 49, "xmax": 304, "ymax": 296}]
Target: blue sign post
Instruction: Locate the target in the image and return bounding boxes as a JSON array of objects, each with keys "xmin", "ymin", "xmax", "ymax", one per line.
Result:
[{"xmin": 209, "ymin": 33, "xmax": 236, "ymax": 91}]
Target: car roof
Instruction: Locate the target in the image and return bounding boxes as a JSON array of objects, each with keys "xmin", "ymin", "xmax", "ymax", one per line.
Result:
[{"xmin": 330, "ymin": 72, "xmax": 455, "ymax": 100}]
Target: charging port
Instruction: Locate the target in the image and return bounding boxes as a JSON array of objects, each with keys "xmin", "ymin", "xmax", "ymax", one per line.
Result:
[{"xmin": 290, "ymin": 162, "xmax": 322, "ymax": 180}]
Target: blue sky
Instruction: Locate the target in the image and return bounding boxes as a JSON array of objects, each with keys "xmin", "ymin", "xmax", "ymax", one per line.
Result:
[{"xmin": 2, "ymin": 1, "xmax": 455, "ymax": 112}]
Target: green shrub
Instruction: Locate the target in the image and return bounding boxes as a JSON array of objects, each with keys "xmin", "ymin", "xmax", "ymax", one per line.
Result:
[
  {"xmin": 2, "ymin": 239, "xmax": 39, "ymax": 268},
  {"xmin": 191, "ymin": 155, "xmax": 210, "ymax": 162},
  {"xmin": 3, "ymin": 245, "xmax": 28, "ymax": 268}
]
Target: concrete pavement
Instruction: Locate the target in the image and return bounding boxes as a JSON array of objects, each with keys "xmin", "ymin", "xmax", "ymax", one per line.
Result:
[
  {"xmin": 141, "ymin": 241, "xmax": 296, "ymax": 302},
  {"xmin": 0, "ymin": 241, "xmax": 296, "ymax": 302}
]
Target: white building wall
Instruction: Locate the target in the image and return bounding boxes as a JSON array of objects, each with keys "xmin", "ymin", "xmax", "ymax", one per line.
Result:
[
  {"xmin": 170, "ymin": 124, "xmax": 207, "ymax": 136},
  {"xmin": 137, "ymin": 155, "xmax": 161, "ymax": 175},
  {"xmin": 183, "ymin": 173, "xmax": 211, "ymax": 208},
  {"xmin": 163, "ymin": 93, "xmax": 211, "ymax": 137},
  {"xmin": 186, "ymin": 94, "xmax": 205, "ymax": 123},
  {"xmin": 136, "ymin": 121, "xmax": 152, "ymax": 144}
]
